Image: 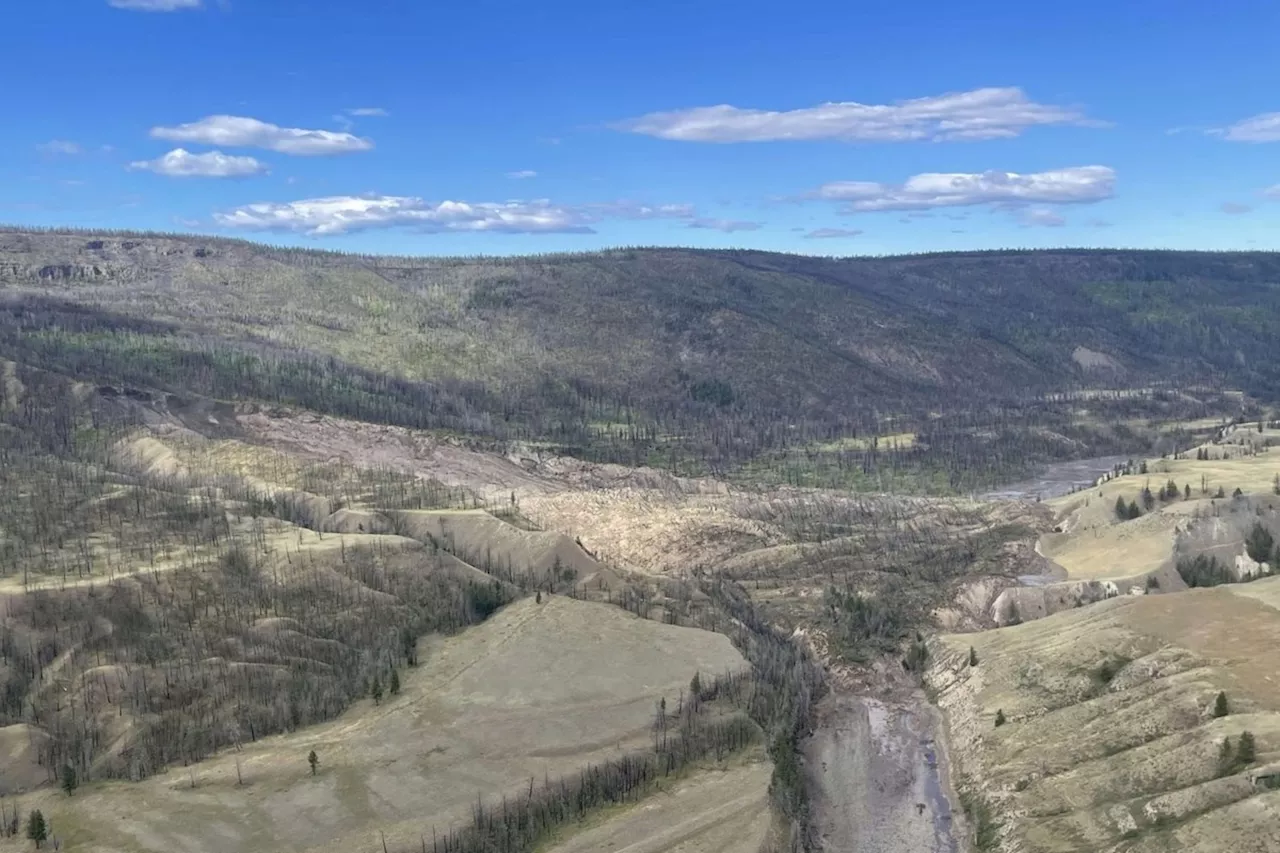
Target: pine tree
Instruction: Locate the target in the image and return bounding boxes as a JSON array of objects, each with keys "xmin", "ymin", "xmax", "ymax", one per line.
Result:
[
  {"xmin": 371, "ymin": 675, "xmax": 383, "ymax": 705},
  {"xmin": 1128, "ymin": 500, "xmax": 1142, "ymax": 519},
  {"xmin": 26, "ymin": 810, "xmax": 46, "ymax": 849},
  {"xmin": 1238, "ymin": 730, "xmax": 1257, "ymax": 766},
  {"xmin": 1114, "ymin": 496, "xmax": 1128, "ymax": 521},
  {"xmin": 1214, "ymin": 691, "xmax": 1229, "ymax": 718},
  {"xmin": 1246, "ymin": 523, "xmax": 1275, "ymax": 563},
  {"xmin": 1218, "ymin": 737, "xmax": 1234, "ymax": 777},
  {"xmin": 1185, "ymin": 483, "xmax": 1192, "ymax": 500},
  {"xmin": 61, "ymin": 763, "xmax": 77, "ymax": 797},
  {"xmin": 994, "ymin": 709, "xmax": 1006, "ymax": 727},
  {"xmin": 1142, "ymin": 487, "xmax": 1155, "ymax": 511},
  {"xmin": 308, "ymin": 750, "xmax": 319, "ymax": 776},
  {"xmin": 968, "ymin": 647, "xmax": 979, "ymax": 667},
  {"xmin": 389, "ymin": 669, "xmax": 401, "ymax": 696}
]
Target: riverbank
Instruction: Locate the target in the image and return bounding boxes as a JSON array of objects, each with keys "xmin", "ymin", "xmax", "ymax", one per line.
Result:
[{"xmin": 982, "ymin": 455, "xmax": 1130, "ymax": 502}]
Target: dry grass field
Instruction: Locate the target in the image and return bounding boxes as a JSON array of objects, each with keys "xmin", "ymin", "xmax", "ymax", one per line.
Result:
[
  {"xmin": 541, "ymin": 761, "xmax": 773, "ymax": 853},
  {"xmin": 1040, "ymin": 429, "xmax": 1280, "ymax": 582},
  {"xmin": 930, "ymin": 581, "xmax": 1280, "ymax": 853},
  {"xmin": 1, "ymin": 596, "xmax": 750, "ymax": 853}
]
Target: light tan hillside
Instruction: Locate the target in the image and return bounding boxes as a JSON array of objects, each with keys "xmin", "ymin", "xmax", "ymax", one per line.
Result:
[
  {"xmin": 542, "ymin": 762, "xmax": 772, "ymax": 853},
  {"xmin": 1042, "ymin": 435, "xmax": 1280, "ymax": 581},
  {"xmin": 930, "ymin": 586, "xmax": 1280, "ymax": 853},
  {"xmin": 5, "ymin": 596, "xmax": 749, "ymax": 853}
]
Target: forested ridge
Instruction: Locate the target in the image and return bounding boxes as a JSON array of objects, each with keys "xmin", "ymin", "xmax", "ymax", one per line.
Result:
[{"xmin": 3, "ymin": 228, "xmax": 1276, "ymax": 492}]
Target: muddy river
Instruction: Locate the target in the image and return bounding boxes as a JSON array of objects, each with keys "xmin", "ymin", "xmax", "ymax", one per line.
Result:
[
  {"xmin": 806, "ymin": 691, "xmax": 961, "ymax": 853},
  {"xmin": 982, "ymin": 454, "xmax": 1131, "ymax": 502}
]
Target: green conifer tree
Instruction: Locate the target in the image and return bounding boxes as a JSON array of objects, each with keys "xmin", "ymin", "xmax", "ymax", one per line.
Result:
[{"xmin": 26, "ymin": 810, "xmax": 46, "ymax": 849}]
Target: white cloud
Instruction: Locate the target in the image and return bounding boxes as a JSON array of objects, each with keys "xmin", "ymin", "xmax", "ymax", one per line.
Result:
[
  {"xmin": 506, "ymin": 170, "xmax": 538, "ymax": 179},
  {"xmin": 1220, "ymin": 202, "xmax": 1252, "ymax": 214},
  {"xmin": 804, "ymin": 228, "xmax": 864, "ymax": 239},
  {"xmin": 812, "ymin": 166, "xmax": 1115, "ymax": 213},
  {"xmin": 615, "ymin": 87, "xmax": 1098, "ymax": 143},
  {"xmin": 1017, "ymin": 207, "xmax": 1066, "ymax": 227},
  {"xmin": 151, "ymin": 115, "xmax": 372, "ymax": 155},
  {"xmin": 108, "ymin": 0, "xmax": 201, "ymax": 10},
  {"xmin": 687, "ymin": 218, "xmax": 762, "ymax": 233},
  {"xmin": 37, "ymin": 140, "xmax": 82, "ymax": 156},
  {"xmin": 213, "ymin": 194, "xmax": 708, "ymax": 236},
  {"xmin": 1262, "ymin": 184, "xmax": 1280, "ymax": 200},
  {"xmin": 1210, "ymin": 112, "xmax": 1280, "ymax": 142},
  {"xmin": 346, "ymin": 107, "xmax": 389, "ymax": 117},
  {"xmin": 592, "ymin": 201, "xmax": 696, "ymax": 220},
  {"xmin": 128, "ymin": 148, "xmax": 267, "ymax": 178},
  {"xmin": 213, "ymin": 195, "xmax": 595, "ymax": 236}
]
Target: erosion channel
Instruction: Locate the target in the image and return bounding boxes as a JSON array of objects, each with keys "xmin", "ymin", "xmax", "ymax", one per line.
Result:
[{"xmin": 807, "ymin": 687, "xmax": 962, "ymax": 853}]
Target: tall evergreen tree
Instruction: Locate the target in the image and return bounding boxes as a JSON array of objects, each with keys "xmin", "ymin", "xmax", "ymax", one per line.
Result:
[
  {"xmin": 61, "ymin": 763, "xmax": 77, "ymax": 797},
  {"xmin": 1238, "ymin": 730, "xmax": 1257, "ymax": 766},
  {"xmin": 26, "ymin": 810, "xmax": 46, "ymax": 849}
]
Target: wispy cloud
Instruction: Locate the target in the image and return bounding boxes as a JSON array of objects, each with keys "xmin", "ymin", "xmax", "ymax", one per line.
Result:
[
  {"xmin": 151, "ymin": 115, "xmax": 372, "ymax": 155},
  {"xmin": 108, "ymin": 0, "xmax": 202, "ymax": 10},
  {"xmin": 506, "ymin": 170, "xmax": 538, "ymax": 179},
  {"xmin": 804, "ymin": 228, "xmax": 864, "ymax": 239},
  {"xmin": 1209, "ymin": 112, "xmax": 1280, "ymax": 142},
  {"xmin": 1220, "ymin": 201, "xmax": 1253, "ymax": 214},
  {"xmin": 687, "ymin": 218, "xmax": 762, "ymax": 233},
  {"xmin": 214, "ymin": 194, "xmax": 705, "ymax": 236},
  {"xmin": 614, "ymin": 87, "xmax": 1099, "ymax": 143},
  {"xmin": 1016, "ymin": 207, "xmax": 1067, "ymax": 227},
  {"xmin": 1086, "ymin": 217, "xmax": 1113, "ymax": 228},
  {"xmin": 811, "ymin": 166, "xmax": 1115, "ymax": 213},
  {"xmin": 214, "ymin": 196, "xmax": 591, "ymax": 236},
  {"xmin": 334, "ymin": 107, "xmax": 389, "ymax": 131},
  {"xmin": 128, "ymin": 148, "xmax": 267, "ymax": 178},
  {"xmin": 36, "ymin": 140, "xmax": 83, "ymax": 156},
  {"xmin": 591, "ymin": 201, "xmax": 696, "ymax": 220},
  {"xmin": 1261, "ymin": 184, "xmax": 1280, "ymax": 200}
]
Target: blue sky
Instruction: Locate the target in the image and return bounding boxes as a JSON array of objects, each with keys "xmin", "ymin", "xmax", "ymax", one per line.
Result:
[{"xmin": 4, "ymin": 0, "xmax": 1280, "ymax": 256}]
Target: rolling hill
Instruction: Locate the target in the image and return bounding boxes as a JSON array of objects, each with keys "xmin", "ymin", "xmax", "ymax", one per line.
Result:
[{"xmin": 2, "ymin": 228, "xmax": 1277, "ymax": 489}]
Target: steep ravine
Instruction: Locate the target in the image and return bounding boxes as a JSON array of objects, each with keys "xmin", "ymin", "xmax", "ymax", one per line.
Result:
[{"xmin": 806, "ymin": 686, "xmax": 966, "ymax": 852}]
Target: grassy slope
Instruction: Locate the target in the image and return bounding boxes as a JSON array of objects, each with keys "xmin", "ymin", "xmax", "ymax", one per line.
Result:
[
  {"xmin": 932, "ymin": 585, "xmax": 1280, "ymax": 853},
  {"xmin": 13, "ymin": 596, "xmax": 752, "ymax": 853},
  {"xmin": 1042, "ymin": 425, "xmax": 1280, "ymax": 580}
]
